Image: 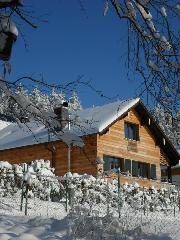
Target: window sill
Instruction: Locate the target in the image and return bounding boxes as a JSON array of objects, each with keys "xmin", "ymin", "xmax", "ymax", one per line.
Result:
[{"xmin": 124, "ymin": 138, "xmax": 140, "ymax": 142}]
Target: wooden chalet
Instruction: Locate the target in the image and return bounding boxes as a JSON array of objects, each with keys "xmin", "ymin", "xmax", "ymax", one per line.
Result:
[{"xmin": 0, "ymin": 98, "xmax": 179, "ymax": 187}]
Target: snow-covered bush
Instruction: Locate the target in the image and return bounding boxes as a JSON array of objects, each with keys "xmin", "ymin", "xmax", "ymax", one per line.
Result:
[{"xmin": 0, "ymin": 160, "xmax": 179, "ymax": 215}]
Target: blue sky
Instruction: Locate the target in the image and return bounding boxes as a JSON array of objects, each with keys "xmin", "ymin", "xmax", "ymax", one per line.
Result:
[{"xmin": 9, "ymin": 0, "xmax": 140, "ymax": 108}]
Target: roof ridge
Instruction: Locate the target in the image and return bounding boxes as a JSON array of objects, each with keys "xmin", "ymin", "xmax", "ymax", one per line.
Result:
[{"xmin": 81, "ymin": 97, "xmax": 138, "ymax": 111}]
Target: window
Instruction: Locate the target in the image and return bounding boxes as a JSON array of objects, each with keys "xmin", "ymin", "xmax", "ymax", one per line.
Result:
[
  {"xmin": 139, "ymin": 162, "xmax": 150, "ymax": 178},
  {"xmin": 103, "ymin": 155, "xmax": 124, "ymax": 172},
  {"xmin": 132, "ymin": 161, "xmax": 150, "ymax": 178},
  {"xmin": 125, "ymin": 122, "xmax": 139, "ymax": 141}
]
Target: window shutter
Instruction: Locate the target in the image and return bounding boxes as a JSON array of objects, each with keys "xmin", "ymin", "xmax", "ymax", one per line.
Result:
[
  {"xmin": 142, "ymin": 163, "xmax": 148, "ymax": 178},
  {"xmin": 147, "ymin": 163, "xmax": 151, "ymax": 179},
  {"xmin": 136, "ymin": 125, "xmax": 139, "ymax": 141},
  {"xmin": 151, "ymin": 164, "xmax": 156, "ymax": 179},
  {"xmin": 125, "ymin": 159, "xmax": 131, "ymax": 174},
  {"xmin": 139, "ymin": 163, "xmax": 143, "ymax": 177},
  {"xmin": 125, "ymin": 123, "xmax": 128, "ymax": 139},
  {"xmin": 103, "ymin": 156, "xmax": 110, "ymax": 171},
  {"xmin": 132, "ymin": 160, "xmax": 139, "ymax": 177}
]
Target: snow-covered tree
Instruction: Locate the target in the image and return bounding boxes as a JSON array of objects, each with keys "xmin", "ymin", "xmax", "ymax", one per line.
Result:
[
  {"xmin": 105, "ymin": 0, "xmax": 179, "ymax": 115},
  {"xmin": 153, "ymin": 104, "xmax": 180, "ymax": 147},
  {"xmin": 69, "ymin": 91, "xmax": 81, "ymax": 111},
  {"xmin": 30, "ymin": 88, "xmax": 50, "ymax": 111},
  {"xmin": 0, "ymin": 86, "xmax": 82, "ymax": 125},
  {"xmin": 49, "ymin": 89, "xmax": 66, "ymax": 110},
  {"xmin": 0, "ymin": 1, "xmax": 179, "ymax": 143}
]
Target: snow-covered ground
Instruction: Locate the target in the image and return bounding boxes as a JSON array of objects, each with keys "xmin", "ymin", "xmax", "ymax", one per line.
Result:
[
  {"xmin": 0, "ymin": 159, "xmax": 180, "ymax": 239},
  {"xmin": 0, "ymin": 194, "xmax": 180, "ymax": 240}
]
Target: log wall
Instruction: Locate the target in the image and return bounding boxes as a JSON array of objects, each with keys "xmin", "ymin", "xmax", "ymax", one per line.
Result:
[{"xmin": 0, "ymin": 135, "xmax": 97, "ymax": 176}]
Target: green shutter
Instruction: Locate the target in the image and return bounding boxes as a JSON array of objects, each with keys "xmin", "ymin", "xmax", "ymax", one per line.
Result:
[
  {"xmin": 141, "ymin": 163, "xmax": 148, "ymax": 178},
  {"xmin": 132, "ymin": 160, "xmax": 139, "ymax": 177},
  {"xmin": 125, "ymin": 159, "xmax": 131, "ymax": 174},
  {"xmin": 151, "ymin": 164, "xmax": 156, "ymax": 179},
  {"xmin": 147, "ymin": 164, "xmax": 151, "ymax": 179},
  {"xmin": 139, "ymin": 163, "xmax": 143, "ymax": 177},
  {"xmin": 103, "ymin": 156, "xmax": 110, "ymax": 171}
]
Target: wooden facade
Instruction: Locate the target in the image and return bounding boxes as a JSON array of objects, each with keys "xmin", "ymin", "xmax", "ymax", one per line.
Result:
[
  {"xmin": 0, "ymin": 135, "xmax": 97, "ymax": 177},
  {"xmin": 97, "ymin": 109, "xmax": 161, "ymax": 182},
  {"xmin": 0, "ymin": 101, "xmax": 179, "ymax": 188}
]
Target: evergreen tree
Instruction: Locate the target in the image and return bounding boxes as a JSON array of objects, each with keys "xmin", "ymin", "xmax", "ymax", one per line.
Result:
[
  {"xmin": 49, "ymin": 89, "xmax": 66, "ymax": 110},
  {"xmin": 30, "ymin": 88, "xmax": 50, "ymax": 111},
  {"xmin": 69, "ymin": 91, "xmax": 81, "ymax": 111}
]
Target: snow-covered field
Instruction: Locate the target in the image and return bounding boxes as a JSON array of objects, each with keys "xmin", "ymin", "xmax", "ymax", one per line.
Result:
[
  {"xmin": 0, "ymin": 195, "xmax": 180, "ymax": 240},
  {"xmin": 0, "ymin": 159, "xmax": 180, "ymax": 239}
]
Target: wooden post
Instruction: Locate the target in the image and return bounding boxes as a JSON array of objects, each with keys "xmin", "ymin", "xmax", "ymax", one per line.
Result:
[
  {"xmin": 25, "ymin": 185, "xmax": 28, "ymax": 216},
  {"xmin": 20, "ymin": 165, "xmax": 26, "ymax": 211},
  {"xmin": 65, "ymin": 178, "xmax": 68, "ymax": 212},
  {"xmin": 20, "ymin": 183, "xmax": 24, "ymax": 211},
  {"xmin": 118, "ymin": 168, "xmax": 121, "ymax": 218}
]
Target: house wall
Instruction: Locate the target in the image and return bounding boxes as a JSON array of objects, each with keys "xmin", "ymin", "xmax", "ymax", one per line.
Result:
[
  {"xmin": 97, "ymin": 109, "xmax": 162, "ymax": 181},
  {"xmin": 0, "ymin": 134, "xmax": 97, "ymax": 176},
  {"xmin": 0, "ymin": 143, "xmax": 52, "ymax": 165}
]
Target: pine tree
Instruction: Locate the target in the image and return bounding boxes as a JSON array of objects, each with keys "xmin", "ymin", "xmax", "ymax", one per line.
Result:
[
  {"xmin": 69, "ymin": 91, "xmax": 81, "ymax": 111},
  {"xmin": 49, "ymin": 89, "xmax": 66, "ymax": 110},
  {"xmin": 30, "ymin": 88, "xmax": 50, "ymax": 111}
]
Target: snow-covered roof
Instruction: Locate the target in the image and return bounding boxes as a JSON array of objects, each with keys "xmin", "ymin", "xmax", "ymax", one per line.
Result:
[
  {"xmin": 74, "ymin": 98, "xmax": 140, "ymax": 133},
  {"xmin": 0, "ymin": 120, "xmax": 11, "ymax": 130},
  {"xmin": 0, "ymin": 98, "xmax": 140, "ymax": 150}
]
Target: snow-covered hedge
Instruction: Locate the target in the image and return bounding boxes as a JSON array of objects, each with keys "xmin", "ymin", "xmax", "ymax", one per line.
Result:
[{"xmin": 0, "ymin": 160, "xmax": 179, "ymax": 214}]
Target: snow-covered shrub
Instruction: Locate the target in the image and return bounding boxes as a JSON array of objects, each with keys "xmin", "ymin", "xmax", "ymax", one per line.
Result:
[{"xmin": 0, "ymin": 159, "xmax": 179, "ymax": 216}]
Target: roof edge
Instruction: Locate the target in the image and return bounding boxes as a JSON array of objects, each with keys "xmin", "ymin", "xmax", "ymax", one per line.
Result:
[{"xmin": 98, "ymin": 98, "xmax": 140, "ymax": 133}]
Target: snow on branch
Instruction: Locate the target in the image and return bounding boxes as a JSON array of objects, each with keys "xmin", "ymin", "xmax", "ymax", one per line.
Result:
[{"xmin": 108, "ymin": 0, "xmax": 179, "ymax": 115}]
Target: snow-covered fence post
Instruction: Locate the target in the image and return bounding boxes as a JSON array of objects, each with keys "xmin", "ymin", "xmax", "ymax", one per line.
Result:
[
  {"xmin": 174, "ymin": 204, "xmax": 176, "ymax": 217},
  {"xmin": 118, "ymin": 167, "xmax": 121, "ymax": 218},
  {"xmin": 106, "ymin": 179, "xmax": 110, "ymax": 216},
  {"xmin": 143, "ymin": 187, "xmax": 146, "ymax": 216},
  {"xmin": 20, "ymin": 164, "xmax": 32, "ymax": 216},
  {"xmin": 65, "ymin": 177, "xmax": 68, "ymax": 212},
  {"xmin": 24, "ymin": 184, "xmax": 28, "ymax": 216},
  {"xmin": 20, "ymin": 164, "xmax": 26, "ymax": 211},
  {"xmin": 68, "ymin": 182, "xmax": 75, "ymax": 211},
  {"xmin": 178, "ymin": 188, "xmax": 180, "ymax": 212}
]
